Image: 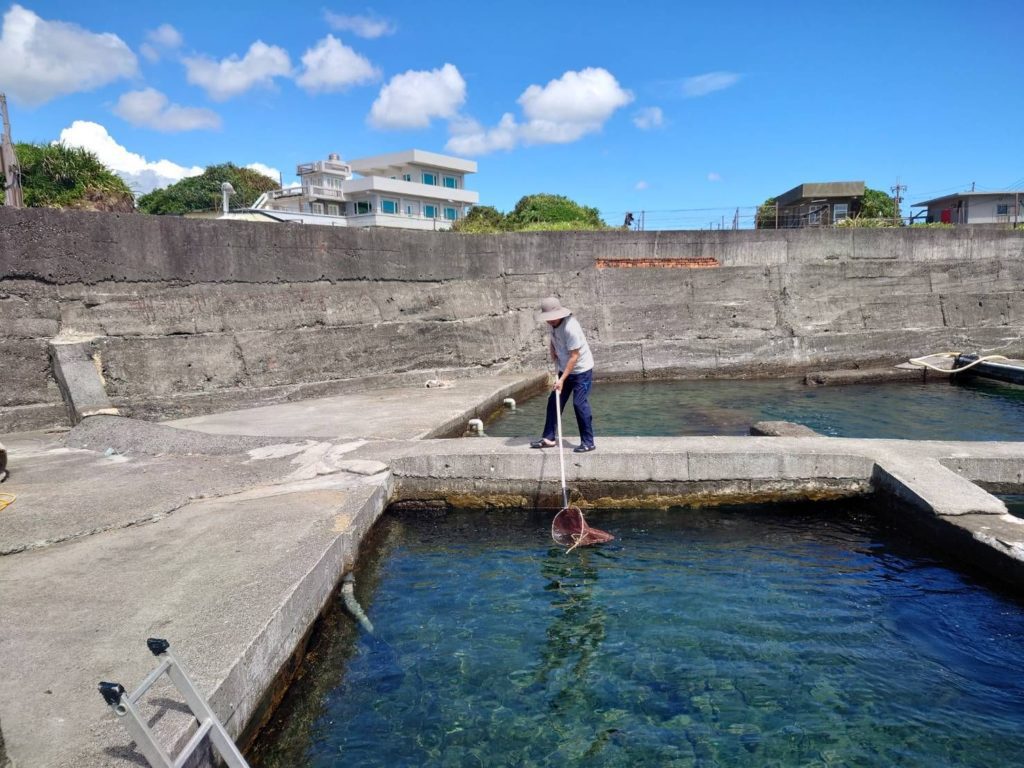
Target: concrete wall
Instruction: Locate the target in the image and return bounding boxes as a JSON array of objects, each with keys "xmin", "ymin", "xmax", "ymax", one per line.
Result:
[{"xmin": 2, "ymin": 207, "xmax": 1023, "ymax": 432}]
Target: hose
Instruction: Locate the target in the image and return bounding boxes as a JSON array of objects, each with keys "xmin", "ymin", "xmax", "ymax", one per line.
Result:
[{"xmin": 907, "ymin": 352, "xmax": 1010, "ymax": 374}]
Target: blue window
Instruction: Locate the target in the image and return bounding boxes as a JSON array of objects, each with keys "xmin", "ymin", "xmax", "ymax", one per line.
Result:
[
  {"xmin": 422, "ymin": 172, "xmax": 437, "ymax": 185},
  {"xmin": 444, "ymin": 207, "xmax": 457, "ymax": 221},
  {"xmin": 402, "ymin": 173, "xmax": 412, "ymax": 182},
  {"xmin": 443, "ymin": 176, "xmax": 458, "ymax": 189},
  {"xmin": 382, "ymin": 199, "xmax": 398, "ymax": 214},
  {"xmin": 424, "ymin": 204, "xmax": 437, "ymax": 218}
]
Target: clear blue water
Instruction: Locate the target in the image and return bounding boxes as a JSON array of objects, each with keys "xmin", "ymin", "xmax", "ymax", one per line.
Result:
[
  {"xmin": 485, "ymin": 378, "xmax": 1024, "ymax": 441},
  {"xmin": 250, "ymin": 505, "xmax": 1024, "ymax": 767}
]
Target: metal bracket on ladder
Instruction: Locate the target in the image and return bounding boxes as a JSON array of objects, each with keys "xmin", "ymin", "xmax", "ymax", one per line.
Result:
[{"xmin": 98, "ymin": 638, "xmax": 250, "ymax": 768}]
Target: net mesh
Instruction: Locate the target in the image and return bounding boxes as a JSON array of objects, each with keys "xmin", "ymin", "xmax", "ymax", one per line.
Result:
[{"xmin": 551, "ymin": 505, "xmax": 614, "ymax": 552}]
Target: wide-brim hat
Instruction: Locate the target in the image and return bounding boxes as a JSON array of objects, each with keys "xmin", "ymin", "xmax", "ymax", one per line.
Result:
[{"xmin": 536, "ymin": 296, "xmax": 572, "ymax": 322}]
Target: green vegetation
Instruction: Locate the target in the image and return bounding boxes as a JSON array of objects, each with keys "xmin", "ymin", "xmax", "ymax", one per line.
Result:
[
  {"xmin": 452, "ymin": 194, "xmax": 607, "ymax": 233},
  {"xmin": 0, "ymin": 142, "xmax": 134, "ymax": 211},
  {"xmin": 859, "ymin": 187, "xmax": 898, "ymax": 220},
  {"xmin": 138, "ymin": 163, "xmax": 279, "ymax": 215},
  {"xmin": 754, "ymin": 196, "xmax": 777, "ymax": 228},
  {"xmin": 834, "ymin": 216, "xmax": 899, "ymax": 228}
]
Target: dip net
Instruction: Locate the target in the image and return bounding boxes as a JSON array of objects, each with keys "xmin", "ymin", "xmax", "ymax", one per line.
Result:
[{"xmin": 551, "ymin": 505, "xmax": 614, "ymax": 553}]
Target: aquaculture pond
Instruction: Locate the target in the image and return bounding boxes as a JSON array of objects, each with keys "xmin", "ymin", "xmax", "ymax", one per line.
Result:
[
  {"xmin": 249, "ymin": 505, "xmax": 1024, "ymax": 768},
  {"xmin": 485, "ymin": 377, "xmax": 1024, "ymax": 441}
]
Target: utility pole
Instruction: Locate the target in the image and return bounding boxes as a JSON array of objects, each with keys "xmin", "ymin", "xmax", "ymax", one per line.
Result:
[
  {"xmin": 0, "ymin": 93, "xmax": 24, "ymax": 208},
  {"xmin": 891, "ymin": 179, "xmax": 906, "ymax": 226}
]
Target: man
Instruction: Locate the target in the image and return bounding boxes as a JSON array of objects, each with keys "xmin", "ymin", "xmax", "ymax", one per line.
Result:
[{"xmin": 530, "ymin": 296, "xmax": 596, "ymax": 453}]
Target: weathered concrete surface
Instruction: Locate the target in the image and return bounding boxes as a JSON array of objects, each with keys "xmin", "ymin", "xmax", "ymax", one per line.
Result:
[
  {"xmin": 749, "ymin": 420, "xmax": 819, "ymax": 436},
  {"xmin": 48, "ymin": 339, "xmax": 119, "ymax": 423},
  {"xmin": 0, "ymin": 422, "xmax": 391, "ymax": 768},
  {"xmin": 165, "ymin": 372, "xmax": 545, "ymax": 440},
  {"xmin": 805, "ymin": 366, "xmax": 932, "ymax": 386},
  {"xmin": 4, "ymin": 207, "xmax": 1024, "ymax": 431},
  {"xmin": 0, "ymin": 471, "xmax": 389, "ymax": 768}
]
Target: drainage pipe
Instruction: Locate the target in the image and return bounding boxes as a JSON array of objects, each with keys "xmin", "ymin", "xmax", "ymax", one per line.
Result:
[
  {"xmin": 503, "ymin": 398, "xmax": 516, "ymax": 411},
  {"xmin": 468, "ymin": 418, "xmax": 485, "ymax": 436},
  {"xmin": 341, "ymin": 572, "xmax": 374, "ymax": 634}
]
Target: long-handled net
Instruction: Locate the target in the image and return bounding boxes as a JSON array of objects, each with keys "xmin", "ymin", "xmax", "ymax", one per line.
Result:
[{"xmin": 549, "ymin": 387, "xmax": 613, "ymax": 553}]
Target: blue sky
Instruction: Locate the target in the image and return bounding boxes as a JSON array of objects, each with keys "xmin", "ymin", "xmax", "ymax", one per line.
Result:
[{"xmin": 1, "ymin": 1, "xmax": 1021, "ymax": 228}]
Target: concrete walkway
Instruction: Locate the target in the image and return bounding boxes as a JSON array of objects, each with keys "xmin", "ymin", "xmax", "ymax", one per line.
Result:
[{"xmin": 2, "ymin": 371, "xmax": 1024, "ymax": 767}]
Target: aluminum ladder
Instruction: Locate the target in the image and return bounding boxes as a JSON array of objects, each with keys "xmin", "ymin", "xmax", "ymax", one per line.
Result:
[{"xmin": 98, "ymin": 638, "xmax": 250, "ymax": 768}]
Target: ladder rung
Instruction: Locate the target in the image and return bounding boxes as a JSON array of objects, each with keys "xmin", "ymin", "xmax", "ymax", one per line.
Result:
[
  {"xmin": 128, "ymin": 658, "xmax": 172, "ymax": 704},
  {"xmin": 172, "ymin": 719, "xmax": 214, "ymax": 768}
]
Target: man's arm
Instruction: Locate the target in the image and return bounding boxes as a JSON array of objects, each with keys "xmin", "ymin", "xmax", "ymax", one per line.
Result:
[{"xmin": 554, "ymin": 348, "xmax": 580, "ymax": 391}]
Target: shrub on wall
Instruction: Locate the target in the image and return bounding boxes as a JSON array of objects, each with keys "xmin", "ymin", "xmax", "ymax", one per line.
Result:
[
  {"xmin": 0, "ymin": 142, "xmax": 134, "ymax": 212},
  {"xmin": 452, "ymin": 194, "xmax": 608, "ymax": 233},
  {"xmin": 137, "ymin": 163, "xmax": 279, "ymax": 215}
]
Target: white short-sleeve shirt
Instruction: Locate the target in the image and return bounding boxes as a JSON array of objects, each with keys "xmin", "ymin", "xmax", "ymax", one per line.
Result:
[{"xmin": 551, "ymin": 315, "xmax": 594, "ymax": 373}]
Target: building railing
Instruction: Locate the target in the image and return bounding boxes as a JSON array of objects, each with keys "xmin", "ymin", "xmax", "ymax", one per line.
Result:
[
  {"xmin": 305, "ymin": 186, "xmax": 346, "ymax": 200},
  {"xmin": 755, "ymin": 203, "xmax": 855, "ymax": 229}
]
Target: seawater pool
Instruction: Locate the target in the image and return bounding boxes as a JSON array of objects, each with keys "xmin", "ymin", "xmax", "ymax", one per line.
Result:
[
  {"xmin": 484, "ymin": 378, "xmax": 1024, "ymax": 441},
  {"xmin": 249, "ymin": 505, "xmax": 1024, "ymax": 767}
]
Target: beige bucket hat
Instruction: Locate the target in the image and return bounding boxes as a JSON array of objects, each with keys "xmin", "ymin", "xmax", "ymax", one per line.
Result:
[{"xmin": 536, "ymin": 296, "xmax": 572, "ymax": 322}]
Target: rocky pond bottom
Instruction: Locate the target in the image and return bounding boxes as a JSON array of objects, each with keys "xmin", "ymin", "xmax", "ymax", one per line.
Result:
[
  {"xmin": 249, "ymin": 505, "xmax": 1024, "ymax": 767},
  {"xmin": 485, "ymin": 377, "xmax": 1024, "ymax": 441}
]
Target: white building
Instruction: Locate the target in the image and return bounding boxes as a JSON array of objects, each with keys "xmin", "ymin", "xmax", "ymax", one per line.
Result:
[
  {"xmin": 242, "ymin": 149, "xmax": 479, "ymax": 230},
  {"xmin": 912, "ymin": 191, "xmax": 1023, "ymax": 226}
]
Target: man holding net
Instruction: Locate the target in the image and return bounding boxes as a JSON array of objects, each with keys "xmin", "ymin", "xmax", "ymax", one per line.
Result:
[{"xmin": 530, "ymin": 296, "xmax": 596, "ymax": 453}]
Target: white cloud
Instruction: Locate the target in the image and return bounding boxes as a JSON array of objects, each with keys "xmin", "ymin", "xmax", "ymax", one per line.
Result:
[
  {"xmin": 140, "ymin": 23, "xmax": 183, "ymax": 62},
  {"xmin": 0, "ymin": 4, "xmax": 137, "ymax": 106},
  {"xmin": 184, "ymin": 41, "xmax": 292, "ymax": 101},
  {"xmin": 444, "ymin": 67, "xmax": 632, "ymax": 155},
  {"xmin": 296, "ymin": 35, "xmax": 379, "ymax": 93},
  {"xmin": 369, "ymin": 63, "xmax": 465, "ymax": 129},
  {"xmin": 246, "ymin": 162, "xmax": 281, "ymax": 183},
  {"xmin": 633, "ymin": 106, "xmax": 664, "ymax": 130},
  {"xmin": 114, "ymin": 88, "xmax": 221, "ymax": 132},
  {"xmin": 707, "ymin": 172, "xmax": 722, "ymax": 182},
  {"xmin": 635, "ymin": 180, "xmax": 649, "ymax": 191},
  {"xmin": 518, "ymin": 68, "xmax": 632, "ymax": 128},
  {"xmin": 58, "ymin": 120, "xmax": 203, "ymax": 195},
  {"xmin": 682, "ymin": 71, "xmax": 740, "ymax": 97},
  {"xmin": 324, "ymin": 10, "xmax": 396, "ymax": 38},
  {"xmin": 148, "ymin": 23, "xmax": 182, "ymax": 49},
  {"xmin": 447, "ymin": 114, "xmax": 519, "ymax": 155}
]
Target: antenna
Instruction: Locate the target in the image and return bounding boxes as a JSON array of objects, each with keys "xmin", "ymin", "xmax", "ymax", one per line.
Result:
[
  {"xmin": 891, "ymin": 178, "xmax": 906, "ymax": 226},
  {"xmin": 0, "ymin": 93, "xmax": 24, "ymax": 208}
]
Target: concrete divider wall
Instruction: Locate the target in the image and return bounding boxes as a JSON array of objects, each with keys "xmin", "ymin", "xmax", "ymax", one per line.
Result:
[{"xmin": 2, "ymin": 207, "xmax": 1023, "ymax": 431}]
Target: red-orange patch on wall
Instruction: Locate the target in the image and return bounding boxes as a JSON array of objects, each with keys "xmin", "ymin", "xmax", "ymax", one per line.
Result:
[{"xmin": 595, "ymin": 258, "xmax": 720, "ymax": 269}]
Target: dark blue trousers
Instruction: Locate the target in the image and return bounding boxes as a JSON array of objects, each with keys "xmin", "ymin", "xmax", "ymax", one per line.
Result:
[{"xmin": 542, "ymin": 369, "xmax": 595, "ymax": 447}]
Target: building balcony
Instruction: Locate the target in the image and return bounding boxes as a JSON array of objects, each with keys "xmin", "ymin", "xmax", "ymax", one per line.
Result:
[{"xmin": 342, "ymin": 176, "xmax": 478, "ymax": 204}]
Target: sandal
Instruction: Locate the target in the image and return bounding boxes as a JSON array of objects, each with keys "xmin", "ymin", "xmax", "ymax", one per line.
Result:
[{"xmin": 530, "ymin": 438, "xmax": 557, "ymax": 449}]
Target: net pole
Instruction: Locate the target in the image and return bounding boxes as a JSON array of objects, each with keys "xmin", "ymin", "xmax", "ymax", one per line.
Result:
[{"xmin": 554, "ymin": 386, "xmax": 569, "ymax": 509}]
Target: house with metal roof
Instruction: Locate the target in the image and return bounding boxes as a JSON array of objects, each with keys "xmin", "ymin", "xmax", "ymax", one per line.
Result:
[
  {"xmin": 758, "ymin": 181, "xmax": 866, "ymax": 228},
  {"xmin": 911, "ymin": 190, "xmax": 1022, "ymax": 226},
  {"xmin": 242, "ymin": 149, "xmax": 479, "ymax": 230}
]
